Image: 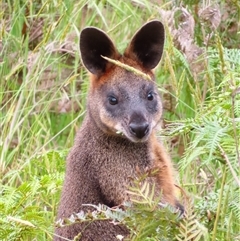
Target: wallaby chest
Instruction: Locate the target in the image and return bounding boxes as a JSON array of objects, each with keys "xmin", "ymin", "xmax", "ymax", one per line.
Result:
[{"xmin": 68, "ymin": 118, "xmax": 154, "ymax": 206}]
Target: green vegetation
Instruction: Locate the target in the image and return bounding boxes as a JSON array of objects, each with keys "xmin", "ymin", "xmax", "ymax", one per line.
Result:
[{"xmin": 0, "ymin": 0, "xmax": 239, "ymax": 240}]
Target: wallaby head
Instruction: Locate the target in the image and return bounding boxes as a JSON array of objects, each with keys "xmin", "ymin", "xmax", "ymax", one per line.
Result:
[{"xmin": 80, "ymin": 20, "xmax": 165, "ymax": 142}]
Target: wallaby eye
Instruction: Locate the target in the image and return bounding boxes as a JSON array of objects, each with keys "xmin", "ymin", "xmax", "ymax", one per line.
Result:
[
  {"xmin": 108, "ymin": 96, "xmax": 118, "ymax": 105},
  {"xmin": 147, "ymin": 92, "xmax": 154, "ymax": 101}
]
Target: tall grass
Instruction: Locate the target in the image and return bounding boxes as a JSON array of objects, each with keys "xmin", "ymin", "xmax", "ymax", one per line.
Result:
[{"xmin": 0, "ymin": 0, "xmax": 239, "ymax": 240}]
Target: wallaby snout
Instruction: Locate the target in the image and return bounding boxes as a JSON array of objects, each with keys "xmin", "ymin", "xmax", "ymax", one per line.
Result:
[
  {"xmin": 129, "ymin": 121, "xmax": 149, "ymax": 139},
  {"xmin": 129, "ymin": 111, "xmax": 149, "ymax": 140}
]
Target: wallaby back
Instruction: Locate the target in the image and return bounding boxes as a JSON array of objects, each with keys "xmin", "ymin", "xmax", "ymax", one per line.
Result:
[{"xmin": 54, "ymin": 20, "xmax": 183, "ymax": 241}]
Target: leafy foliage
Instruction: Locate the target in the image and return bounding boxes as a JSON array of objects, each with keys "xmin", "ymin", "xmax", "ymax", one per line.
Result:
[
  {"xmin": 0, "ymin": 151, "xmax": 65, "ymax": 240},
  {"xmin": 56, "ymin": 176, "xmax": 207, "ymax": 241},
  {"xmin": 162, "ymin": 38, "xmax": 240, "ymax": 241}
]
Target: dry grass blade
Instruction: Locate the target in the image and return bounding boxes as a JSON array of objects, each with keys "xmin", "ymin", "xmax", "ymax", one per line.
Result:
[
  {"xmin": 7, "ymin": 216, "xmax": 36, "ymax": 227},
  {"xmin": 101, "ymin": 56, "xmax": 152, "ymax": 81}
]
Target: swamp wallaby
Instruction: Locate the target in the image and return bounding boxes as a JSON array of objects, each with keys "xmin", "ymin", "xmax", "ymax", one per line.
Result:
[{"xmin": 54, "ymin": 20, "xmax": 184, "ymax": 241}]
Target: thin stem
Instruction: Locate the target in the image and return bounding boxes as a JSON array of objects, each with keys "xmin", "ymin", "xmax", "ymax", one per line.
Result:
[
  {"xmin": 212, "ymin": 166, "xmax": 227, "ymax": 241},
  {"xmin": 218, "ymin": 145, "xmax": 240, "ymax": 187}
]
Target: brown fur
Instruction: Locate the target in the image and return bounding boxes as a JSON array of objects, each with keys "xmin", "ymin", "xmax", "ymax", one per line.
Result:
[{"xmin": 54, "ymin": 20, "xmax": 183, "ymax": 241}]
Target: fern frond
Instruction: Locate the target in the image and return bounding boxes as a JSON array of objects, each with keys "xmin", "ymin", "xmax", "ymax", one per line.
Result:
[
  {"xmin": 128, "ymin": 181, "xmax": 157, "ymax": 207},
  {"xmin": 176, "ymin": 205, "xmax": 208, "ymax": 241}
]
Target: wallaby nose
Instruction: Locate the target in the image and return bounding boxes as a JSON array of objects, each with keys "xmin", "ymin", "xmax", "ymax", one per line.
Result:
[{"xmin": 129, "ymin": 122, "xmax": 149, "ymax": 139}]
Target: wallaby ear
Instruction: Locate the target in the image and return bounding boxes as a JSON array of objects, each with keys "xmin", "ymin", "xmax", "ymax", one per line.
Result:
[
  {"xmin": 124, "ymin": 20, "xmax": 165, "ymax": 70},
  {"xmin": 80, "ymin": 27, "xmax": 118, "ymax": 75}
]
